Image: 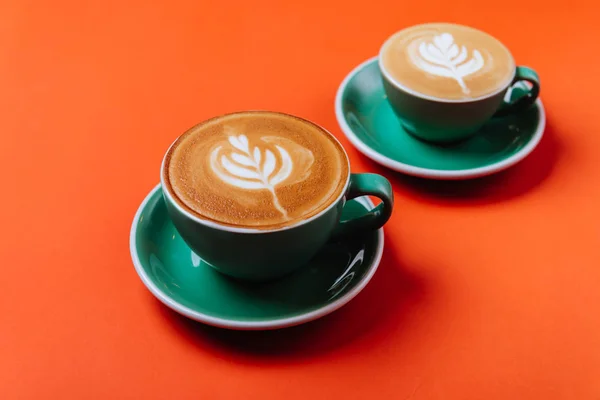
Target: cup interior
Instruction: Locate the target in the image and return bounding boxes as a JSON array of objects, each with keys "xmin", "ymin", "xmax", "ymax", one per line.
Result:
[
  {"xmin": 160, "ymin": 111, "xmax": 352, "ymax": 234},
  {"xmin": 377, "ymin": 23, "xmax": 517, "ymax": 104}
]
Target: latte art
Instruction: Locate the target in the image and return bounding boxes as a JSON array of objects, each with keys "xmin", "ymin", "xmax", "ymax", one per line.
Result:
[
  {"xmin": 163, "ymin": 112, "xmax": 348, "ymax": 229},
  {"xmin": 380, "ymin": 23, "xmax": 515, "ymax": 100},
  {"xmin": 409, "ymin": 33, "xmax": 484, "ymax": 94},
  {"xmin": 209, "ymin": 132, "xmax": 315, "ymax": 219}
]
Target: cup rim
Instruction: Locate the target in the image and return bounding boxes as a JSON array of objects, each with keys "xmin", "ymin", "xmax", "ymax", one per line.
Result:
[
  {"xmin": 160, "ymin": 110, "xmax": 352, "ymax": 234},
  {"xmin": 378, "ymin": 22, "xmax": 517, "ymax": 104}
]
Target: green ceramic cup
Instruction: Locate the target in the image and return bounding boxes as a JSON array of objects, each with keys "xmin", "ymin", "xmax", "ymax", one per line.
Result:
[
  {"xmin": 378, "ymin": 27, "xmax": 541, "ymax": 143},
  {"xmin": 160, "ymin": 117, "xmax": 394, "ymax": 282}
]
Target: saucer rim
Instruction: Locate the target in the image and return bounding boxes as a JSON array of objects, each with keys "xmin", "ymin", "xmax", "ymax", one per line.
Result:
[
  {"xmin": 129, "ymin": 183, "xmax": 385, "ymax": 330},
  {"xmin": 334, "ymin": 56, "xmax": 547, "ymax": 180}
]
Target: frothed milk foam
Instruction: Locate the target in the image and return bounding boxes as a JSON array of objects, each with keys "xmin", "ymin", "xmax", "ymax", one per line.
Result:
[
  {"xmin": 163, "ymin": 112, "xmax": 349, "ymax": 229},
  {"xmin": 381, "ymin": 23, "xmax": 515, "ymax": 100}
]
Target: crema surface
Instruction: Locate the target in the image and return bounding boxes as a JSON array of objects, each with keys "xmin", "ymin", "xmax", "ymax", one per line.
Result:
[
  {"xmin": 381, "ymin": 23, "xmax": 515, "ymax": 100},
  {"xmin": 164, "ymin": 112, "xmax": 349, "ymax": 229}
]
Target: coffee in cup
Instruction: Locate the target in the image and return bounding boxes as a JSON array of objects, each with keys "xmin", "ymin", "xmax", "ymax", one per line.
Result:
[
  {"xmin": 161, "ymin": 111, "xmax": 394, "ymax": 281},
  {"xmin": 165, "ymin": 112, "xmax": 349, "ymax": 230},
  {"xmin": 379, "ymin": 23, "xmax": 540, "ymax": 143}
]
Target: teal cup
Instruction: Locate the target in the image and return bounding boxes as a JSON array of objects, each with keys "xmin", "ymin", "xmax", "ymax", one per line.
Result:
[
  {"xmin": 160, "ymin": 115, "xmax": 394, "ymax": 282},
  {"xmin": 378, "ymin": 24, "xmax": 541, "ymax": 143}
]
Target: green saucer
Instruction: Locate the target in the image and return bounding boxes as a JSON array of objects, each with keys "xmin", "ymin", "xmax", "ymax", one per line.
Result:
[
  {"xmin": 335, "ymin": 57, "xmax": 546, "ymax": 180},
  {"xmin": 130, "ymin": 184, "xmax": 384, "ymax": 330}
]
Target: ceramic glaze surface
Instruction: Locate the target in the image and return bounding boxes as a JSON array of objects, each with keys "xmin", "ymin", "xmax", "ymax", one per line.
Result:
[
  {"xmin": 131, "ymin": 185, "xmax": 383, "ymax": 329},
  {"xmin": 335, "ymin": 57, "xmax": 545, "ymax": 179}
]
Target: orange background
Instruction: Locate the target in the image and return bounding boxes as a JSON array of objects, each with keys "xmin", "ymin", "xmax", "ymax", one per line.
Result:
[{"xmin": 1, "ymin": 1, "xmax": 599, "ymax": 399}]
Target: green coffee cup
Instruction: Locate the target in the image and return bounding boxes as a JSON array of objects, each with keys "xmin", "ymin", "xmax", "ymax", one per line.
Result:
[
  {"xmin": 378, "ymin": 23, "xmax": 540, "ymax": 143},
  {"xmin": 160, "ymin": 112, "xmax": 394, "ymax": 282}
]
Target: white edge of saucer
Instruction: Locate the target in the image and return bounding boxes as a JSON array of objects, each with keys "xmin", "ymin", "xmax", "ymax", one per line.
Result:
[
  {"xmin": 129, "ymin": 183, "xmax": 385, "ymax": 331},
  {"xmin": 334, "ymin": 56, "xmax": 547, "ymax": 180}
]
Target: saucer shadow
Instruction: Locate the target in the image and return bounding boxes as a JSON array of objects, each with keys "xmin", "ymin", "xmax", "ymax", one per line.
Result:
[
  {"xmin": 153, "ymin": 238, "xmax": 428, "ymax": 364},
  {"xmin": 362, "ymin": 119, "xmax": 562, "ymax": 206}
]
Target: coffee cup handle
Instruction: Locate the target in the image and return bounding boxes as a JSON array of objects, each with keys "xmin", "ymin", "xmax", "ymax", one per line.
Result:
[
  {"xmin": 331, "ymin": 173, "xmax": 394, "ymax": 239},
  {"xmin": 493, "ymin": 66, "xmax": 540, "ymax": 118}
]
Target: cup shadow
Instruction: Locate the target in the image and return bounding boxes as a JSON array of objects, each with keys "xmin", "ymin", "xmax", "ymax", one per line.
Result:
[
  {"xmin": 152, "ymin": 237, "xmax": 428, "ymax": 364},
  {"xmin": 357, "ymin": 119, "xmax": 562, "ymax": 207}
]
